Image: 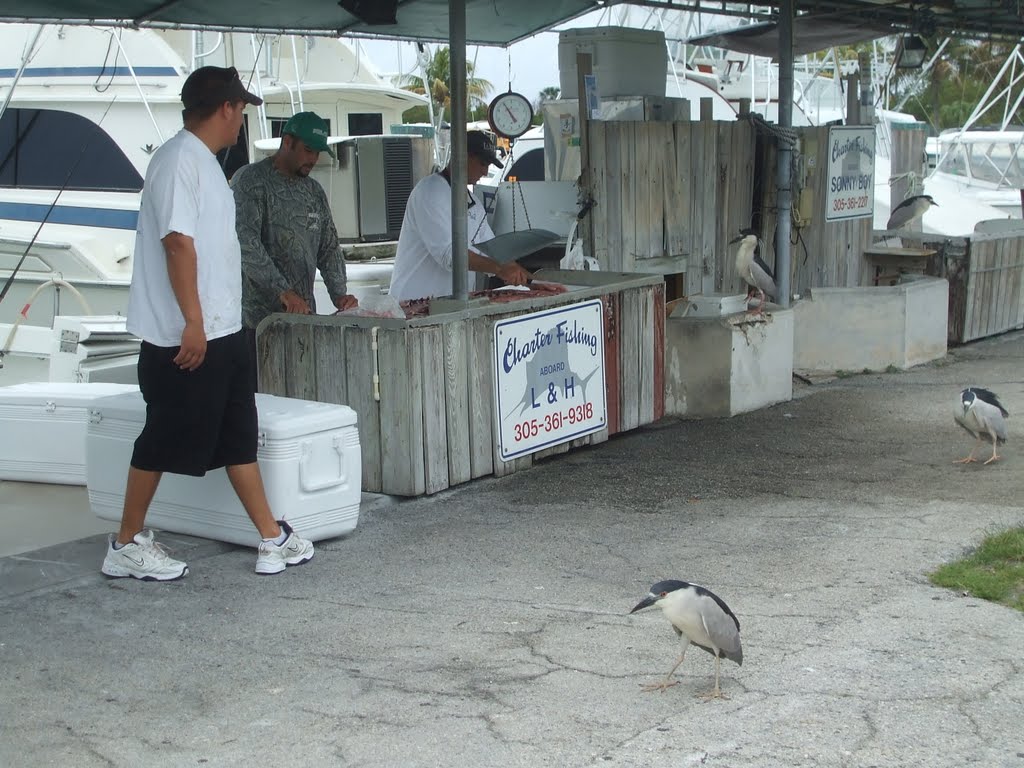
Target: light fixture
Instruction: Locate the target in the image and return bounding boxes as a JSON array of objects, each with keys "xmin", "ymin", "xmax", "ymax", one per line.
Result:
[{"xmin": 896, "ymin": 34, "xmax": 928, "ymax": 69}]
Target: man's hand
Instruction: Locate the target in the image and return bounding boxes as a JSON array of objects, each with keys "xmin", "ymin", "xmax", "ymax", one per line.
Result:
[
  {"xmin": 333, "ymin": 294, "xmax": 360, "ymax": 312},
  {"xmin": 173, "ymin": 321, "xmax": 207, "ymax": 371},
  {"xmin": 279, "ymin": 289, "xmax": 311, "ymax": 314},
  {"xmin": 496, "ymin": 262, "xmax": 532, "ymax": 287}
]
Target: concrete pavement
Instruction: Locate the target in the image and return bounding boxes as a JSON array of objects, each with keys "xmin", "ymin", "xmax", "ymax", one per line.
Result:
[{"xmin": 1, "ymin": 332, "xmax": 1023, "ymax": 767}]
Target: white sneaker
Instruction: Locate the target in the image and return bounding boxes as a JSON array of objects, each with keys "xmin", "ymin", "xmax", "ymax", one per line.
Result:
[
  {"xmin": 101, "ymin": 530, "xmax": 189, "ymax": 581},
  {"xmin": 255, "ymin": 521, "xmax": 314, "ymax": 575}
]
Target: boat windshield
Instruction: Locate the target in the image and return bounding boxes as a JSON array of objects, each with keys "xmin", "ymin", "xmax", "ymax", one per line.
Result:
[{"xmin": 937, "ymin": 136, "xmax": 1024, "ymax": 187}]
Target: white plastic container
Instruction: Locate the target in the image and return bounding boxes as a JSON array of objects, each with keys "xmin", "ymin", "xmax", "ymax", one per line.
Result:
[
  {"xmin": 558, "ymin": 27, "xmax": 667, "ymax": 100},
  {"xmin": 0, "ymin": 382, "xmax": 140, "ymax": 485},
  {"xmin": 87, "ymin": 391, "xmax": 362, "ymax": 547}
]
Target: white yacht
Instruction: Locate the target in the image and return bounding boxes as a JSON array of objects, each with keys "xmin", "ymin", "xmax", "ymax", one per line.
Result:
[{"xmin": 0, "ymin": 23, "xmax": 429, "ymax": 382}]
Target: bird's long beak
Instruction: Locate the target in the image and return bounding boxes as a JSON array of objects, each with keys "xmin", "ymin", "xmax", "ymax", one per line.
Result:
[
  {"xmin": 630, "ymin": 594, "xmax": 657, "ymax": 614},
  {"xmin": 729, "ymin": 235, "xmax": 742, "ymax": 245}
]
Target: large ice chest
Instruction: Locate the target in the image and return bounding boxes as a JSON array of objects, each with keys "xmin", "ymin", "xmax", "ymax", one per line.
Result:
[
  {"xmin": 0, "ymin": 382, "xmax": 140, "ymax": 485},
  {"xmin": 87, "ymin": 391, "xmax": 361, "ymax": 547}
]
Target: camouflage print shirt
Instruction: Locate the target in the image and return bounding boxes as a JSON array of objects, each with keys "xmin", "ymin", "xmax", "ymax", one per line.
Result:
[{"xmin": 231, "ymin": 157, "xmax": 347, "ymax": 329}]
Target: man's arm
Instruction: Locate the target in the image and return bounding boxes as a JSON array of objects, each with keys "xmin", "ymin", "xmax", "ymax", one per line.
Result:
[
  {"xmin": 314, "ymin": 188, "xmax": 358, "ymax": 311},
  {"xmin": 162, "ymin": 232, "xmax": 206, "ymax": 371},
  {"xmin": 468, "ymin": 251, "xmax": 531, "ymax": 286},
  {"xmin": 233, "ymin": 171, "xmax": 305, "ymax": 312}
]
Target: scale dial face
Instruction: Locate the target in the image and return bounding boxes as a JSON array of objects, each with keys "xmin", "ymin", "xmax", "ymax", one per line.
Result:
[{"xmin": 487, "ymin": 91, "xmax": 534, "ymax": 139}]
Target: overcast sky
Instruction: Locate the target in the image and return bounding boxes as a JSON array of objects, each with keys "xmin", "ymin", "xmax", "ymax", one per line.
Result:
[{"xmin": 356, "ymin": 8, "xmax": 614, "ymax": 108}]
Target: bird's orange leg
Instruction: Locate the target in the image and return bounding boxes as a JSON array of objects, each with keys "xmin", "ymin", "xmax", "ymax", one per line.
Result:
[
  {"xmin": 954, "ymin": 438, "xmax": 980, "ymax": 464},
  {"xmin": 983, "ymin": 433, "xmax": 1001, "ymax": 465},
  {"xmin": 641, "ymin": 651, "xmax": 686, "ymax": 693},
  {"xmin": 697, "ymin": 655, "xmax": 729, "ymax": 701}
]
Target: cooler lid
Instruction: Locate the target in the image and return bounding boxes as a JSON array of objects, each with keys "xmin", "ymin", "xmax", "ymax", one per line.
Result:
[
  {"xmin": 0, "ymin": 382, "xmax": 139, "ymax": 407},
  {"xmin": 256, "ymin": 394, "xmax": 358, "ymax": 440},
  {"xmin": 87, "ymin": 391, "xmax": 357, "ymax": 438}
]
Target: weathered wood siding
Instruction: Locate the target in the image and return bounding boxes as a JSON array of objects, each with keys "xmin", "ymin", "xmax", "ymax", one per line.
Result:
[
  {"xmin": 756, "ymin": 125, "xmax": 873, "ymax": 295},
  {"xmin": 258, "ymin": 273, "xmax": 664, "ymax": 496},
  {"xmin": 587, "ymin": 120, "xmax": 873, "ymax": 300},
  {"xmin": 588, "ymin": 120, "xmax": 755, "ymax": 294}
]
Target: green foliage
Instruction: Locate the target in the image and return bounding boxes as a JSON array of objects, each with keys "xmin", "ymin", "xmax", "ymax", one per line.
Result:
[
  {"xmin": 930, "ymin": 527, "xmax": 1024, "ymax": 612},
  {"xmin": 892, "ymin": 39, "xmax": 1024, "ymax": 131},
  {"xmin": 398, "ymin": 46, "xmax": 493, "ymax": 124}
]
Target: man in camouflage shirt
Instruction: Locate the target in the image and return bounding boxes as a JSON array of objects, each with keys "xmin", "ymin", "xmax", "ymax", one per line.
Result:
[{"xmin": 232, "ymin": 111, "xmax": 358, "ymax": 360}]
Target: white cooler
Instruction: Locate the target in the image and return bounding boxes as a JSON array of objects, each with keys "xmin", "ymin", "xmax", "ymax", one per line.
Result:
[
  {"xmin": 87, "ymin": 391, "xmax": 362, "ymax": 547},
  {"xmin": 0, "ymin": 382, "xmax": 140, "ymax": 485}
]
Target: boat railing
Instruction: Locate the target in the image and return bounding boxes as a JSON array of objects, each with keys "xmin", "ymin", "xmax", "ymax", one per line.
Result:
[{"xmin": 109, "ymin": 28, "xmax": 165, "ymax": 144}]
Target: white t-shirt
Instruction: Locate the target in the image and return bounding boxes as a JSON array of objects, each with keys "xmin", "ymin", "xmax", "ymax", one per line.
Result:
[
  {"xmin": 126, "ymin": 129, "xmax": 242, "ymax": 347},
  {"xmin": 389, "ymin": 172, "xmax": 495, "ymax": 302}
]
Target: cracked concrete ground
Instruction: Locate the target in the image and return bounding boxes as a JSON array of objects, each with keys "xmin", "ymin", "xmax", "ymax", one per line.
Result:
[{"xmin": 2, "ymin": 331, "xmax": 1023, "ymax": 767}]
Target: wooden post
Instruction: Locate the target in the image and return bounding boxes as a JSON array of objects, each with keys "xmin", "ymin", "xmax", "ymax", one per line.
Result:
[
  {"xmin": 845, "ymin": 74, "xmax": 859, "ymax": 125},
  {"xmin": 576, "ymin": 52, "xmax": 595, "ymax": 265},
  {"xmin": 700, "ymin": 97, "xmax": 714, "ymax": 122},
  {"xmin": 891, "ymin": 123, "xmax": 928, "ymax": 231}
]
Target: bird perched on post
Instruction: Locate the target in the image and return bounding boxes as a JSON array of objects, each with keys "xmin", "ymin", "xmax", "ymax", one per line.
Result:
[
  {"xmin": 886, "ymin": 194, "xmax": 938, "ymax": 230},
  {"xmin": 630, "ymin": 580, "xmax": 743, "ymax": 699},
  {"xmin": 731, "ymin": 229, "xmax": 777, "ymax": 315},
  {"xmin": 954, "ymin": 387, "xmax": 1009, "ymax": 465}
]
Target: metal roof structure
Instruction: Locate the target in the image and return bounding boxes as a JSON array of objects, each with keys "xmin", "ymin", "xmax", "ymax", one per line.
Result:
[{"xmin": 0, "ymin": 0, "xmax": 1020, "ymax": 45}]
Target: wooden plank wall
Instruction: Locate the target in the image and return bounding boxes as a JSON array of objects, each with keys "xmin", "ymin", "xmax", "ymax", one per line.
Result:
[
  {"xmin": 588, "ymin": 120, "xmax": 875, "ymax": 300},
  {"xmin": 589, "ymin": 120, "xmax": 755, "ymax": 294},
  {"xmin": 757, "ymin": 125, "xmax": 873, "ymax": 296},
  {"xmin": 960, "ymin": 235, "xmax": 1024, "ymax": 342},
  {"xmin": 258, "ymin": 281, "xmax": 665, "ymax": 496}
]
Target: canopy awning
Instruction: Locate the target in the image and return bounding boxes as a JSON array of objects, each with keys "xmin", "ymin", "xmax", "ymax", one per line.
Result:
[{"xmin": 0, "ymin": 0, "xmax": 603, "ymax": 45}]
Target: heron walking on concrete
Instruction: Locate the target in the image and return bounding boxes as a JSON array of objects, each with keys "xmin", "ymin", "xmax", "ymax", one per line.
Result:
[
  {"xmin": 954, "ymin": 387, "xmax": 1008, "ymax": 464},
  {"xmin": 631, "ymin": 580, "xmax": 743, "ymax": 699}
]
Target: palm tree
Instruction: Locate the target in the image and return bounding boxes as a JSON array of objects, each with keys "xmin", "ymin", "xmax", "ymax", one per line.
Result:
[
  {"xmin": 535, "ymin": 86, "xmax": 561, "ymax": 111},
  {"xmin": 399, "ymin": 46, "xmax": 493, "ymax": 122}
]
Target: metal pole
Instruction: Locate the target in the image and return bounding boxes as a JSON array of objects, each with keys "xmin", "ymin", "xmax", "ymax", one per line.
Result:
[
  {"xmin": 0, "ymin": 25, "xmax": 44, "ymax": 125},
  {"xmin": 774, "ymin": 0, "xmax": 794, "ymax": 309},
  {"xmin": 449, "ymin": 0, "xmax": 469, "ymax": 301}
]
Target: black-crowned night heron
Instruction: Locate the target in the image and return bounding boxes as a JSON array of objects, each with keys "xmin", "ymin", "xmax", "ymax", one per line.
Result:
[
  {"xmin": 954, "ymin": 387, "xmax": 1008, "ymax": 465},
  {"xmin": 886, "ymin": 194, "xmax": 938, "ymax": 230},
  {"xmin": 630, "ymin": 580, "xmax": 743, "ymax": 699},
  {"xmin": 730, "ymin": 229, "xmax": 777, "ymax": 315}
]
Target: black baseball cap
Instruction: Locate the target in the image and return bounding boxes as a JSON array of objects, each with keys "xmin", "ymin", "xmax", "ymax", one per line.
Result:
[
  {"xmin": 181, "ymin": 66, "xmax": 264, "ymax": 111},
  {"xmin": 467, "ymin": 130, "xmax": 503, "ymax": 168}
]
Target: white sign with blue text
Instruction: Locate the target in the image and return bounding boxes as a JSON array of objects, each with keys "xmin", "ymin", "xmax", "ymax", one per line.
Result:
[
  {"xmin": 493, "ymin": 300, "xmax": 607, "ymax": 461},
  {"xmin": 825, "ymin": 125, "xmax": 875, "ymax": 222}
]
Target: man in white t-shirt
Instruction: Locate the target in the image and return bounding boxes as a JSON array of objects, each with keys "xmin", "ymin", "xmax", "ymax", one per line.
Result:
[
  {"xmin": 388, "ymin": 130, "xmax": 531, "ymax": 301},
  {"xmin": 102, "ymin": 66, "xmax": 315, "ymax": 581}
]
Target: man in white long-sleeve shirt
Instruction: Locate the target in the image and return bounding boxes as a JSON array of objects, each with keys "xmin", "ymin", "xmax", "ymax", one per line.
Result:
[{"xmin": 389, "ymin": 130, "xmax": 530, "ymax": 301}]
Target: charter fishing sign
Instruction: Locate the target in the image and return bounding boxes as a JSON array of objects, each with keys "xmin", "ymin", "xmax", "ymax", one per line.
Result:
[
  {"xmin": 493, "ymin": 300, "xmax": 607, "ymax": 461},
  {"xmin": 825, "ymin": 126, "xmax": 875, "ymax": 222}
]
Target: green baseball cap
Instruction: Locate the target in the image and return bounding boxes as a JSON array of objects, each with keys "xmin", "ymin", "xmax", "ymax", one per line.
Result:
[{"xmin": 282, "ymin": 111, "xmax": 335, "ymax": 158}]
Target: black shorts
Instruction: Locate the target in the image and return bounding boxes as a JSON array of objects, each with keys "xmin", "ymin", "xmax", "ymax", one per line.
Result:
[{"xmin": 131, "ymin": 329, "xmax": 258, "ymax": 477}]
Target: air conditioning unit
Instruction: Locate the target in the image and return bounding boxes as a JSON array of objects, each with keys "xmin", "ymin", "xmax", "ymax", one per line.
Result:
[
  {"xmin": 48, "ymin": 315, "xmax": 140, "ymax": 384},
  {"xmin": 333, "ymin": 136, "xmax": 434, "ymax": 242}
]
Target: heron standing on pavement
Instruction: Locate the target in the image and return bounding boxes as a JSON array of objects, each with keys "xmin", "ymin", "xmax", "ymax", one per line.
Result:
[
  {"xmin": 630, "ymin": 580, "xmax": 743, "ymax": 699},
  {"xmin": 731, "ymin": 229, "xmax": 777, "ymax": 315},
  {"xmin": 954, "ymin": 387, "xmax": 1008, "ymax": 465},
  {"xmin": 886, "ymin": 194, "xmax": 938, "ymax": 230}
]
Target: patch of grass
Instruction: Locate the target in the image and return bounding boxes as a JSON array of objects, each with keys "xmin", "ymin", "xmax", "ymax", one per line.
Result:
[
  {"xmin": 835, "ymin": 369, "xmax": 853, "ymax": 378},
  {"xmin": 862, "ymin": 367, "xmax": 874, "ymax": 375},
  {"xmin": 930, "ymin": 527, "xmax": 1024, "ymax": 612},
  {"xmin": 885, "ymin": 364, "xmax": 900, "ymax": 374}
]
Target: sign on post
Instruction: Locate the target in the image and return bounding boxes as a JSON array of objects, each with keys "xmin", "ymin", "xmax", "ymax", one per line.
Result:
[
  {"xmin": 493, "ymin": 300, "xmax": 607, "ymax": 461},
  {"xmin": 825, "ymin": 126, "xmax": 875, "ymax": 222}
]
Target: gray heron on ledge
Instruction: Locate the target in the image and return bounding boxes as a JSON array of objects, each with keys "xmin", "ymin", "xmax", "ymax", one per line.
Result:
[
  {"xmin": 954, "ymin": 387, "xmax": 1008, "ymax": 465},
  {"xmin": 886, "ymin": 194, "xmax": 938, "ymax": 230},
  {"xmin": 630, "ymin": 580, "xmax": 743, "ymax": 699},
  {"xmin": 731, "ymin": 229, "xmax": 776, "ymax": 315}
]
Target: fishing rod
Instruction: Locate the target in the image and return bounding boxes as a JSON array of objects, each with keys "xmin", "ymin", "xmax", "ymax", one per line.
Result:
[{"xmin": 0, "ymin": 94, "xmax": 120, "ymax": 309}]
